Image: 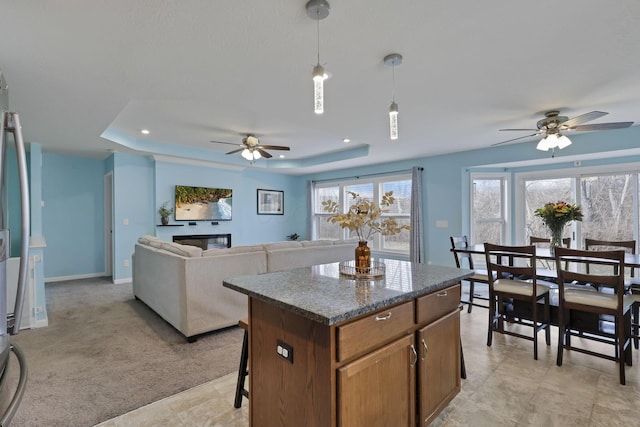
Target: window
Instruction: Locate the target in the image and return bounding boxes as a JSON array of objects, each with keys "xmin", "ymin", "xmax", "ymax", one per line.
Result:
[
  {"xmin": 471, "ymin": 175, "xmax": 508, "ymax": 244},
  {"xmin": 312, "ymin": 175, "xmax": 412, "ymax": 255},
  {"xmin": 524, "ymin": 177, "xmax": 573, "ymax": 241},
  {"xmin": 515, "ymin": 165, "xmax": 640, "ymax": 248}
]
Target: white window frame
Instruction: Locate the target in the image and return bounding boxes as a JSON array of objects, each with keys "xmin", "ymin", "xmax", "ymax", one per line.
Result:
[
  {"xmin": 514, "ymin": 162, "xmax": 640, "ymax": 247},
  {"xmin": 312, "ymin": 173, "xmax": 412, "ymax": 256},
  {"xmin": 469, "ymin": 172, "xmax": 510, "ymax": 245}
]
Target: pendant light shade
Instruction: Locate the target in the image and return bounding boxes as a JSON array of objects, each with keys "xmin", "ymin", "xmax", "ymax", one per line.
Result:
[
  {"xmin": 384, "ymin": 53, "xmax": 402, "ymax": 140},
  {"xmin": 313, "ymin": 64, "xmax": 326, "ymax": 114},
  {"xmin": 389, "ymin": 102, "xmax": 399, "ymax": 140},
  {"xmin": 307, "ymin": 0, "xmax": 330, "ymax": 115}
]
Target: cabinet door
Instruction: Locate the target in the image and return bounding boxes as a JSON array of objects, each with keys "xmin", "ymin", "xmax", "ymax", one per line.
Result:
[
  {"xmin": 417, "ymin": 309, "xmax": 460, "ymax": 426},
  {"xmin": 337, "ymin": 334, "xmax": 415, "ymax": 427}
]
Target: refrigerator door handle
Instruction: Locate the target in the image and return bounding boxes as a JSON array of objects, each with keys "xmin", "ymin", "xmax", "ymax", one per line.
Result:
[{"xmin": 2, "ymin": 112, "xmax": 30, "ymax": 335}]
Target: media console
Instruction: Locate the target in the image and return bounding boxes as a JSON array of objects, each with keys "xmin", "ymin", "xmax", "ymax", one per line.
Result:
[{"xmin": 172, "ymin": 234, "xmax": 231, "ymax": 250}]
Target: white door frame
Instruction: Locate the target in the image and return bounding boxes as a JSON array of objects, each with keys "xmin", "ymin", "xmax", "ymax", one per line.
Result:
[{"xmin": 104, "ymin": 172, "xmax": 113, "ymax": 279}]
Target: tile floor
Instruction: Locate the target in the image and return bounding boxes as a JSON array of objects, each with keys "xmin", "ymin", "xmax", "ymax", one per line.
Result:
[{"xmin": 97, "ymin": 287, "xmax": 640, "ymax": 426}]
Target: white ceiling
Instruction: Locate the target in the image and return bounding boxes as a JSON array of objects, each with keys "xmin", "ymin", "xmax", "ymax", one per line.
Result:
[{"xmin": 1, "ymin": 1, "xmax": 640, "ymax": 174}]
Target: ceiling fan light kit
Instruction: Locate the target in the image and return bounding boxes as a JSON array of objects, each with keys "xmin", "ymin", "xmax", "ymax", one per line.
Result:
[
  {"xmin": 536, "ymin": 133, "xmax": 571, "ymax": 152},
  {"xmin": 307, "ymin": 0, "xmax": 330, "ymax": 115},
  {"xmin": 210, "ymin": 134, "xmax": 291, "ymax": 163},
  {"xmin": 384, "ymin": 53, "xmax": 402, "ymax": 140},
  {"xmin": 496, "ymin": 109, "xmax": 634, "ymax": 156}
]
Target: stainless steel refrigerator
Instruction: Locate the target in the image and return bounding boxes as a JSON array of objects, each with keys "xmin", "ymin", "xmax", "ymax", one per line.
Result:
[{"xmin": 0, "ymin": 69, "xmax": 29, "ymax": 425}]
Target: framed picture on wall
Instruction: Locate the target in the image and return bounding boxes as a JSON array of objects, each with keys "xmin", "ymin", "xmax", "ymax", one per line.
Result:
[{"xmin": 257, "ymin": 189, "xmax": 284, "ymax": 215}]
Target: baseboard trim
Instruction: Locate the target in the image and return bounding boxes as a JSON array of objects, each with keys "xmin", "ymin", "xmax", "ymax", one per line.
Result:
[
  {"xmin": 45, "ymin": 272, "xmax": 107, "ymax": 283},
  {"xmin": 113, "ymin": 277, "xmax": 132, "ymax": 285},
  {"xmin": 32, "ymin": 318, "xmax": 49, "ymax": 329}
]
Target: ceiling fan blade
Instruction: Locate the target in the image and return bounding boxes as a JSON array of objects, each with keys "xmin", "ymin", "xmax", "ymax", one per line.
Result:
[
  {"xmin": 491, "ymin": 133, "xmax": 540, "ymax": 146},
  {"xmin": 225, "ymin": 148, "xmax": 244, "ymax": 155},
  {"xmin": 210, "ymin": 140, "xmax": 242, "ymax": 146},
  {"xmin": 258, "ymin": 145, "xmax": 290, "ymax": 151},
  {"xmin": 256, "ymin": 148, "xmax": 272, "ymax": 158},
  {"xmin": 560, "ymin": 111, "xmax": 608, "ymax": 128},
  {"xmin": 570, "ymin": 121, "xmax": 634, "ymax": 131},
  {"xmin": 498, "ymin": 128, "xmax": 539, "ymax": 132}
]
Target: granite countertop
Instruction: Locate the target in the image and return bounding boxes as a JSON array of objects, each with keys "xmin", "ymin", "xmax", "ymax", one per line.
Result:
[{"xmin": 223, "ymin": 259, "xmax": 473, "ymax": 325}]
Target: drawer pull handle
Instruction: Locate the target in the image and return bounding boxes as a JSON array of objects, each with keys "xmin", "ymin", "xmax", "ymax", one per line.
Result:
[
  {"xmin": 410, "ymin": 344, "xmax": 417, "ymax": 368},
  {"xmin": 437, "ymin": 291, "xmax": 448, "ymax": 297},
  {"xmin": 421, "ymin": 339, "xmax": 428, "ymax": 361},
  {"xmin": 375, "ymin": 312, "xmax": 392, "ymax": 321}
]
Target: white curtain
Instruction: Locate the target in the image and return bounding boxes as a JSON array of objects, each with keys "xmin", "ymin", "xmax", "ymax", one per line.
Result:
[
  {"xmin": 410, "ymin": 167, "xmax": 424, "ymax": 263},
  {"xmin": 308, "ymin": 180, "xmax": 317, "ymax": 240}
]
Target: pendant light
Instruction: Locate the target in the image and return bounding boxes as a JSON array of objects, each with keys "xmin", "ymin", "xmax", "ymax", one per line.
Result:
[
  {"xmin": 384, "ymin": 53, "xmax": 402, "ymax": 140},
  {"xmin": 306, "ymin": 0, "xmax": 330, "ymax": 114}
]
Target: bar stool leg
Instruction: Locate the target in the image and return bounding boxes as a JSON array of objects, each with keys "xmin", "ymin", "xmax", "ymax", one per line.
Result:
[{"xmin": 234, "ymin": 319, "xmax": 249, "ymax": 409}]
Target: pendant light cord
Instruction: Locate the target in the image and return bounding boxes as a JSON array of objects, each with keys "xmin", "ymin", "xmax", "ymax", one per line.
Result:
[
  {"xmin": 391, "ymin": 63, "xmax": 396, "ymax": 102},
  {"xmin": 316, "ymin": 12, "xmax": 321, "ymax": 65}
]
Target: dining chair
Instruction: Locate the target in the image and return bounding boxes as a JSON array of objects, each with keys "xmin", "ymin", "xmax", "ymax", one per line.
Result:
[
  {"xmin": 484, "ymin": 243, "xmax": 551, "ymax": 360},
  {"xmin": 554, "ymin": 247, "xmax": 633, "ymax": 385},
  {"xmin": 450, "ymin": 236, "xmax": 490, "ymax": 313},
  {"xmin": 584, "ymin": 238, "xmax": 640, "ymax": 348},
  {"xmin": 584, "ymin": 238, "xmax": 636, "ymax": 276}
]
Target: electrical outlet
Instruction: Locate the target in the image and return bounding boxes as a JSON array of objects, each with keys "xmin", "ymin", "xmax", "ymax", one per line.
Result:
[
  {"xmin": 276, "ymin": 340, "xmax": 294, "ymax": 364},
  {"xmin": 123, "ymin": 259, "xmax": 130, "ymax": 267},
  {"xmin": 35, "ymin": 306, "xmax": 44, "ymax": 314}
]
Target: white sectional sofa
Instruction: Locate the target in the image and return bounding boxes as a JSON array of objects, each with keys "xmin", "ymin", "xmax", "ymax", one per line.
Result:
[{"xmin": 132, "ymin": 236, "xmax": 357, "ymax": 341}]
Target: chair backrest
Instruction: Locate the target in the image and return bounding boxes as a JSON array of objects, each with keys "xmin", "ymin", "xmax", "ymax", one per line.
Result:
[
  {"xmin": 484, "ymin": 243, "xmax": 537, "ymax": 287},
  {"xmin": 450, "ymin": 235, "xmax": 475, "ymax": 269},
  {"xmin": 555, "ymin": 247, "xmax": 626, "ymax": 305},
  {"xmin": 584, "ymin": 238, "xmax": 636, "ymax": 276},
  {"xmin": 584, "ymin": 238, "xmax": 635, "ymax": 254},
  {"xmin": 530, "ymin": 236, "xmax": 571, "ymax": 248}
]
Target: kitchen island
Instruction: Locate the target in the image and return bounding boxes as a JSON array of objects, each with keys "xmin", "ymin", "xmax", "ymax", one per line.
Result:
[{"xmin": 223, "ymin": 259, "xmax": 473, "ymax": 427}]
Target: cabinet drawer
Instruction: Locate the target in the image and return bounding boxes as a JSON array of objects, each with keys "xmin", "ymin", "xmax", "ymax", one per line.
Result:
[
  {"xmin": 336, "ymin": 300, "xmax": 414, "ymax": 362},
  {"xmin": 416, "ymin": 284, "xmax": 460, "ymax": 326}
]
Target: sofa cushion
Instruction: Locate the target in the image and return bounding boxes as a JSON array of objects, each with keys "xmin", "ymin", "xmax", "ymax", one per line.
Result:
[
  {"xmin": 138, "ymin": 235, "xmax": 156, "ymax": 245},
  {"xmin": 160, "ymin": 241, "xmax": 203, "ymax": 257},
  {"xmin": 263, "ymin": 241, "xmax": 303, "ymax": 250},
  {"xmin": 300, "ymin": 240, "xmax": 334, "ymax": 247},
  {"xmin": 202, "ymin": 245, "xmax": 265, "ymax": 257}
]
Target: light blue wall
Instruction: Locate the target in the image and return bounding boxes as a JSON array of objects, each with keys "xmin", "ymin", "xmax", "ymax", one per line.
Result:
[
  {"xmin": 303, "ymin": 125, "xmax": 640, "ymax": 268},
  {"xmin": 42, "ymin": 153, "xmax": 106, "ymax": 278},
  {"xmin": 112, "ymin": 153, "xmax": 154, "ymax": 282},
  {"xmin": 153, "ymin": 161, "xmax": 305, "ymax": 245},
  {"xmin": 35, "ymin": 124, "xmax": 640, "ymax": 281}
]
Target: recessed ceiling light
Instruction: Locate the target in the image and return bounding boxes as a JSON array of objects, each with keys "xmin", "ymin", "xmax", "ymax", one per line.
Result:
[
  {"xmin": 140, "ymin": 129, "xmax": 150, "ymax": 135},
  {"xmin": 343, "ymin": 138, "xmax": 350, "ymax": 143},
  {"xmin": 279, "ymin": 154, "xmax": 285, "ymax": 158}
]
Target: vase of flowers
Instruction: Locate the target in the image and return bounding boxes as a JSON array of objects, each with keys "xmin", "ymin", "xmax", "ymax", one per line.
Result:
[
  {"xmin": 534, "ymin": 200, "xmax": 583, "ymax": 253},
  {"xmin": 323, "ymin": 191, "xmax": 410, "ymax": 273}
]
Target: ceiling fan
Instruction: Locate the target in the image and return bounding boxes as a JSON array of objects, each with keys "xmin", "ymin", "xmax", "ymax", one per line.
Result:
[
  {"xmin": 210, "ymin": 135, "xmax": 290, "ymax": 161},
  {"xmin": 493, "ymin": 110, "xmax": 634, "ymax": 155}
]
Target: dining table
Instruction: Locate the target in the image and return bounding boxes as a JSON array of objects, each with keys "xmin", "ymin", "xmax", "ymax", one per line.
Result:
[
  {"xmin": 453, "ymin": 244, "xmax": 640, "ymax": 270},
  {"xmin": 451, "ymin": 243, "xmax": 640, "ymax": 330}
]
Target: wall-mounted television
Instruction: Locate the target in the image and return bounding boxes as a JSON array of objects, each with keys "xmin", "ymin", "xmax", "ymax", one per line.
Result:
[{"xmin": 175, "ymin": 185, "xmax": 233, "ymax": 221}]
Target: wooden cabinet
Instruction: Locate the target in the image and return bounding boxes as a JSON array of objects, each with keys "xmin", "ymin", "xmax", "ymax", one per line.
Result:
[
  {"xmin": 417, "ymin": 309, "xmax": 460, "ymax": 426},
  {"xmin": 247, "ymin": 283, "xmax": 461, "ymax": 427},
  {"xmin": 337, "ymin": 334, "xmax": 416, "ymax": 427}
]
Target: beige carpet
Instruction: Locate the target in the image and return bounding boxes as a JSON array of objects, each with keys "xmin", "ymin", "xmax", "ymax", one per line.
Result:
[{"xmin": 7, "ymin": 277, "xmax": 243, "ymax": 427}]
